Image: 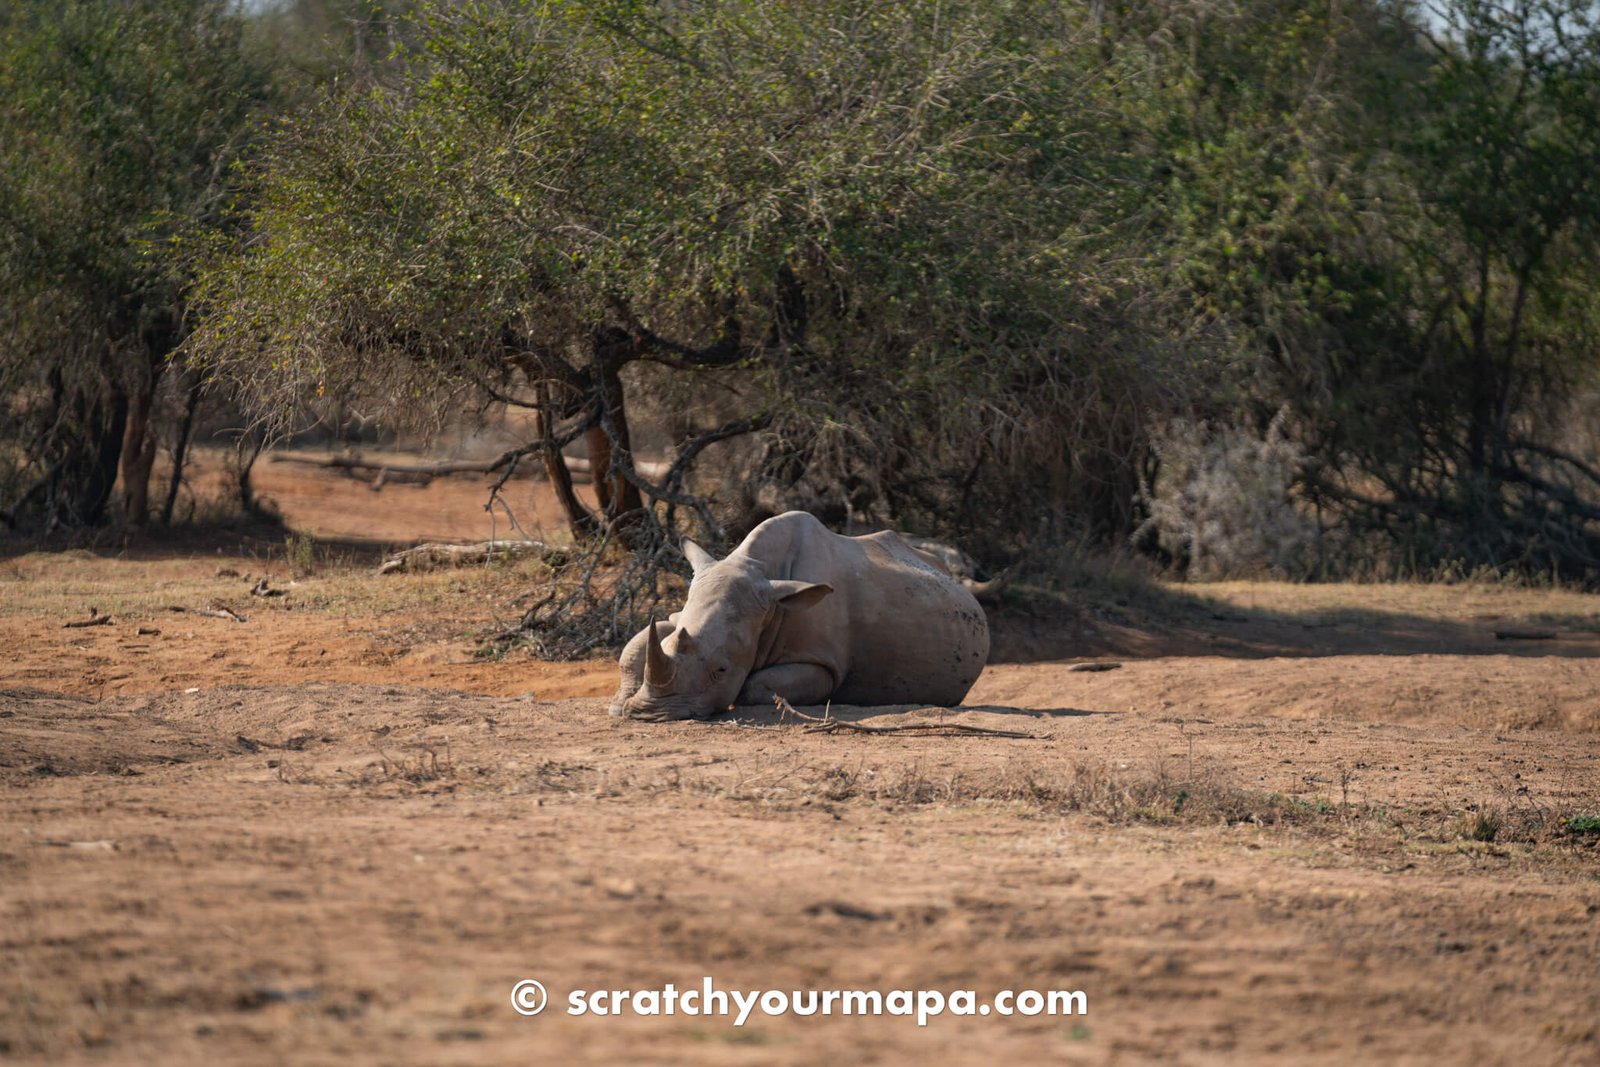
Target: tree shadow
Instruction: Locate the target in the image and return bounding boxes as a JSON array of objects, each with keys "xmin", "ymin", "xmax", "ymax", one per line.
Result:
[
  {"xmin": 0, "ymin": 516, "xmax": 397, "ymax": 567},
  {"xmin": 988, "ymin": 581, "xmax": 1600, "ymax": 662},
  {"xmin": 6, "ymin": 520, "xmax": 1598, "ymax": 664}
]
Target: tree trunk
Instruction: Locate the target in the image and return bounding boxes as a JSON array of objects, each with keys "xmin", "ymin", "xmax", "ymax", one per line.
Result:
[
  {"xmin": 538, "ymin": 382, "xmax": 599, "ymax": 537},
  {"xmin": 592, "ymin": 330, "xmax": 645, "ymax": 525},
  {"xmin": 234, "ymin": 431, "xmax": 267, "ymax": 516},
  {"xmin": 585, "ymin": 422, "xmax": 616, "ymax": 516},
  {"xmin": 160, "ymin": 369, "xmax": 204, "ymax": 525},
  {"xmin": 1465, "ymin": 239, "xmax": 1495, "ymax": 474},
  {"xmin": 121, "ymin": 319, "xmax": 179, "ymax": 527},
  {"xmin": 78, "ymin": 388, "xmax": 128, "ymax": 527},
  {"xmin": 118, "ymin": 358, "xmax": 164, "ymax": 528}
]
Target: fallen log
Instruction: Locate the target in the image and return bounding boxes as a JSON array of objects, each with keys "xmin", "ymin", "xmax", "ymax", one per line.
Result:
[
  {"xmin": 269, "ymin": 450, "xmax": 669, "ymax": 486},
  {"xmin": 269, "ymin": 450, "xmax": 518, "ymax": 477},
  {"xmin": 379, "ymin": 540, "xmax": 560, "ymax": 575}
]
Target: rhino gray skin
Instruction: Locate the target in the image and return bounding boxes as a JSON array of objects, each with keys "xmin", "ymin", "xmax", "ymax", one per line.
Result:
[{"xmin": 610, "ymin": 511, "xmax": 991, "ymax": 720}]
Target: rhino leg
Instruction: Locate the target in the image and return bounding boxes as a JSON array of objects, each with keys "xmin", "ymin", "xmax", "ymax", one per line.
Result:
[
  {"xmin": 608, "ymin": 619, "xmax": 677, "ymax": 717},
  {"xmin": 738, "ymin": 662, "xmax": 836, "ymax": 708}
]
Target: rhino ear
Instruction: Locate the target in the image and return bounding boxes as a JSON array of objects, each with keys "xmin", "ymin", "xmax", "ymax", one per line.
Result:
[
  {"xmin": 769, "ymin": 580, "xmax": 834, "ymax": 612},
  {"xmin": 682, "ymin": 539, "xmax": 718, "ymax": 577}
]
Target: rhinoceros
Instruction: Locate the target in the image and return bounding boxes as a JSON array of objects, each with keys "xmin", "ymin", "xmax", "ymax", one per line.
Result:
[{"xmin": 609, "ymin": 511, "xmax": 991, "ymax": 720}]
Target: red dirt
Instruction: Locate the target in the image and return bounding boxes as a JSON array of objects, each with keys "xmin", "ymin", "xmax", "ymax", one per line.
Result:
[{"xmin": 3, "ymin": 449, "xmax": 1599, "ymax": 1065}]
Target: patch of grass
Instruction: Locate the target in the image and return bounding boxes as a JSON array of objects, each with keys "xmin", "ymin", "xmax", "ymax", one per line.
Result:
[
  {"xmin": 688, "ymin": 1027, "xmax": 791, "ymax": 1046},
  {"xmin": 674, "ymin": 753, "xmax": 1359, "ymax": 833},
  {"xmin": 1455, "ymin": 806, "xmax": 1503, "ymax": 843},
  {"xmin": 373, "ymin": 739, "xmax": 453, "ymax": 784},
  {"xmin": 568, "ymin": 750, "xmax": 1592, "ymax": 866},
  {"xmin": 284, "ymin": 533, "xmax": 317, "ymax": 578}
]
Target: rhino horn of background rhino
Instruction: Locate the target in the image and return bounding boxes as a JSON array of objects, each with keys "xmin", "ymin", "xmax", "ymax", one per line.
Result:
[
  {"xmin": 645, "ymin": 616, "xmax": 675, "ymax": 687},
  {"xmin": 963, "ymin": 568, "xmax": 1011, "ymax": 602}
]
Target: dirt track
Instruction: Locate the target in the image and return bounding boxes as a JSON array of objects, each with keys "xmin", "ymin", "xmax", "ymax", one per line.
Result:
[{"xmin": 3, "ymin": 453, "xmax": 1599, "ymax": 1064}]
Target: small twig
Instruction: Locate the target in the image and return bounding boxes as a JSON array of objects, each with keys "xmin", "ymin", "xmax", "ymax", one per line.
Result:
[{"xmin": 774, "ymin": 696, "xmax": 1035, "ymax": 739}]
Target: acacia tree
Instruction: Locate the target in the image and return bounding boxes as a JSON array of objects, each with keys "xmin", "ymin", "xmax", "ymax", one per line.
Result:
[
  {"xmin": 189, "ymin": 0, "xmax": 1197, "ymax": 560},
  {"xmin": 0, "ymin": 0, "xmax": 271, "ymax": 530}
]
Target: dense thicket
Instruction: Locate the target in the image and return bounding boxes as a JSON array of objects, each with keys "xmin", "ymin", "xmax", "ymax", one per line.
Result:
[
  {"xmin": 6, "ymin": 0, "xmax": 1599, "ymax": 595},
  {"xmin": 1142, "ymin": 0, "xmax": 1600, "ymax": 578}
]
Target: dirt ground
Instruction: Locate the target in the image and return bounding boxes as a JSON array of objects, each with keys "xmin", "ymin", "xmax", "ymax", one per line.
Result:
[{"xmin": 3, "ymin": 450, "xmax": 1599, "ymax": 1065}]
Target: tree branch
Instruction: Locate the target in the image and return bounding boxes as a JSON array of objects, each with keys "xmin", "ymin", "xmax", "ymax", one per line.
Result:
[
  {"xmin": 608, "ymin": 295, "xmax": 749, "ymax": 368},
  {"xmin": 662, "ymin": 413, "xmax": 772, "ymax": 490}
]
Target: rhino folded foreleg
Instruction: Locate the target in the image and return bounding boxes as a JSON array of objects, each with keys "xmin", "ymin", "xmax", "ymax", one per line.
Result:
[{"xmin": 738, "ymin": 662, "xmax": 836, "ymax": 708}]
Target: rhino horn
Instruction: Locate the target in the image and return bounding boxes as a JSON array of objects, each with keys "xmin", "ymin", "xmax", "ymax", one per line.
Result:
[{"xmin": 645, "ymin": 617, "xmax": 675, "ymax": 688}]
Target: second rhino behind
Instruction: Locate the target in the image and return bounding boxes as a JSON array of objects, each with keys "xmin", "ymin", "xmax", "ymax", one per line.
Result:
[{"xmin": 611, "ymin": 511, "xmax": 991, "ymax": 721}]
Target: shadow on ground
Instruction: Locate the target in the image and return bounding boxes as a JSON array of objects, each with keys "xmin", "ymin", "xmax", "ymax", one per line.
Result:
[
  {"xmin": 5, "ymin": 518, "xmax": 1599, "ymax": 667},
  {"xmin": 986, "ymin": 582, "xmax": 1600, "ymax": 664},
  {"xmin": 0, "ymin": 516, "xmax": 397, "ymax": 568}
]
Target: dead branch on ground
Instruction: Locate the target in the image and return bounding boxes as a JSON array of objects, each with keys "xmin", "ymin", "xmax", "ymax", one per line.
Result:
[
  {"xmin": 774, "ymin": 696, "xmax": 1036, "ymax": 739},
  {"xmin": 63, "ymin": 609, "xmax": 112, "ymax": 628},
  {"xmin": 378, "ymin": 540, "xmax": 561, "ymax": 575},
  {"xmin": 166, "ymin": 605, "xmax": 247, "ymax": 622}
]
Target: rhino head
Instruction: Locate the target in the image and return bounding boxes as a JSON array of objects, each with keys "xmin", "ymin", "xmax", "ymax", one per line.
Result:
[{"xmin": 620, "ymin": 539, "xmax": 832, "ymax": 721}]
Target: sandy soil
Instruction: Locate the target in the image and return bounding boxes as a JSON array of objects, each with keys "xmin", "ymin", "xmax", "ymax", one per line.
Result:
[{"xmin": 3, "ymin": 451, "xmax": 1599, "ymax": 1065}]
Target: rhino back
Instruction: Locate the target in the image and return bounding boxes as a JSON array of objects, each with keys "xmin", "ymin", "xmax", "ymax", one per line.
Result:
[{"xmin": 739, "ymin": 513, "xmax": 990, "ymax": 705}]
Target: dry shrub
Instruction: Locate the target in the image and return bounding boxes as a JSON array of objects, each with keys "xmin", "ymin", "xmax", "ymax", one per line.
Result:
[{"xmin": 1138, "ymin": 407, "xmax": 1319, "ymax": 580}]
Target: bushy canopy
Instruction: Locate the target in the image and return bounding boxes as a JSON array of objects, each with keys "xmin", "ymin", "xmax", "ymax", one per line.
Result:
[{"xmin": 190, "ymin": 0, "xmax": 1206, "ymax": 551}]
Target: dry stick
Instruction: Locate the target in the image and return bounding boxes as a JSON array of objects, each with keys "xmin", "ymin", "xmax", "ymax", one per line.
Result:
[
  {"xmin": 379, "ymin": 541, "xmax": 554, "ymax": 575},
  {"xmin": 485, "ymin": 452, "xmax": 547, "ymax": 548},
  {"xmin": 166, "ymin": 605, "xmax": 248, "ymax": 623},
  {"xmin": 773, "ymin": 696, "xmax": 1036, "ymax": 739},
  {"xmin": 198, "ymin": 607, "xmax": 246, "ymax": 623}
]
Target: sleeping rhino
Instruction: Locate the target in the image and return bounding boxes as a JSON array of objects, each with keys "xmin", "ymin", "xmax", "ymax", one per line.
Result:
[{"xmin": 610, "ymin": 510, "xmax": 990, "ymax": 720}]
